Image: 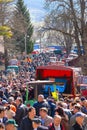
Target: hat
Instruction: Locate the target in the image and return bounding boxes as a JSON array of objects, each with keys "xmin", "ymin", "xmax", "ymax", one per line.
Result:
[
  {"xmin": 5, "ymin": 119, "xmax": 18, "ymax": 127},
  {"xmin": 80, "ymin": 97, "xmax": 86, "ymax": 101},
  {"xmin": 0, "ymin": 106, "xmax": 6, "ymax": 112},
  {"xmin": 74, "ymin": 104, "xmax": 81, "ymax": 110},
  {"xmin": 75, "ymin": 113, "xmax": 85, "ymax": 118},
  {"xmin": 32, "ymin": 118, "xmax": 41, "ymax": 124},
  {"xmin": 40, "ymin": 107, "xmax": 48, "ymax": 113},
  {"xmin": 2, "ymin": 100, "xmax": 8, "ymax": 105}
]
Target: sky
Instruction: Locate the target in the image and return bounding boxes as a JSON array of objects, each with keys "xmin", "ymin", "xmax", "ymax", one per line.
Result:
[{"xmin": 24, "ymin": 0, "xmax": 46, "ymax": 23}]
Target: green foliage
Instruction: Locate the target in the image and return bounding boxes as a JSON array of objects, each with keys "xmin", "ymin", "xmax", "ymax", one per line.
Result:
[
  {"xmin": 27, "ymin": 40, "xmax": 34, "ymax": 54},
  {"xmin": 0, "ymin": 0, "xmax": 13, "ymax": 3},
  {"xmin": 13, "ymin": 0, "xmax": 34, "ymax": 54}
]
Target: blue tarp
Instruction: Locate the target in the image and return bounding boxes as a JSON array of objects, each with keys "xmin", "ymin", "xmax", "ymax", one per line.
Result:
[{"xmin": 44, "ymin": 78, "xmax": 67, "ymax": 93}]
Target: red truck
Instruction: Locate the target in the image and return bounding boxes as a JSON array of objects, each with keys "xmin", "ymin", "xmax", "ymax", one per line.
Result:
[{"xmin": 36, "ymin": 64, "xmax": 81, "ymax": 98}]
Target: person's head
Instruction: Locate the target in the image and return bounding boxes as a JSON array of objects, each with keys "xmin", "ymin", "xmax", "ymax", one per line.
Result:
[
  {"xmin": 5, "ymin": 119, "xmax": 18, "ymax": 130},
  {"xmin": 56, "ymin": 101, "xmax": 63, "ymax": 108},
  {"xmin": 0, "ymin": 123, "xmax": 5, "ymax": 130},
  {"xmin": 55, "ymin": 107, "xmax": 65, "ymax": 117},
  {"xmin": 69, "ymin": 102, "xmax": 77, "ymax": 110},
  {"xmin": 80, "ymin": 97, "xmax": 86, "ymax": 106},
  {"xmin": 53, "ymin": 115, "xmax": 61, "ymax": 127},
  {"xmin": 1, "ymin": 100, "xmax": 9, "ymax": 107},
  {"xmin": 28, "ymin": 106, "xmax": 36, "ymax": 119},
  {"xmin": 38, "ymin": 95, "xmax": 44, "ymax": 102},
  {"xmin": 73, "ymin": 105, "xmax": 81, "ymax": 114},
  {"xmin": 32, "ymin": 118, "xmax": 41, "ymax": 129},
  {"xmin": 39, "ymin": 107, "xmax": 48, "ymax": 118},
  {"xmin": 83, "ymin": 100, "xmax": 87, "ymax": 108},
  {"xmin": 0, "ymin": 106, "xmax": 6, "ymax": 118},
  {"xmin": 15, "ymin": 97, "xmax": 23, "ymax": 106},
  {"xmin": 62, "ymin": 102, "xmax": 68, "ymax": 109},
  {"xmin": 8, "ymin": 97, "xmax": 14, "ymax": 104},
  {"xmin": 75, "ymin": 113, "xmax": 85, "ymax": 126}
]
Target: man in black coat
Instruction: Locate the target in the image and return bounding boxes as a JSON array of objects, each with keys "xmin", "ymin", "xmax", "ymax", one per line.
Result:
[
  {"xmin": 20, "ymin": 106, "xmax": 36, "ymax": 130},
  {"xmin": 14, "ymin": 97, "xmax": 28, "ymax": 128},
  {"xmin": 32, "ymin": 118, "xmax": 48, "ymax": 130}
]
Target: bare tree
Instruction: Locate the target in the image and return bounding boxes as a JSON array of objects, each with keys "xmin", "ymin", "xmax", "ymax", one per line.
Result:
[
  {"xmin": 44, "ymin": 0, "xmax": 74, "ymax": 54},
  {"xmin": 0, "ymin": 0, "xmax": 14, "ymax": 68},
  {"xmin": 44, "ymin": 0, "xmax": 87, "ymax": 74}
]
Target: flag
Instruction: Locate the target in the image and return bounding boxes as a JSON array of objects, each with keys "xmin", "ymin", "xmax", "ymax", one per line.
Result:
[{"xmin": 52, "ymin": 84, "xmax": 59, "ymax": 101}]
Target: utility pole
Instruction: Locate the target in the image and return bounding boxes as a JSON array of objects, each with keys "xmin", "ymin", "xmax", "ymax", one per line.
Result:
[{"xmin": 25, "ymin": 33, "xmax": 27, "ymax": 54}]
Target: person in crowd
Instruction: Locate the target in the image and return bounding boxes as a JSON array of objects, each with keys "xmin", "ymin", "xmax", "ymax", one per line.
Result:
[
  {"xmin": 62, "ymin": 102, "xmax": 72, "ymax": 121},
  {"xmin": 6, "ymin": 105, "xmax": 15, "ymax": 119},
  {"xmin": 55, "ymin": 106, "xmax": 69, "ymax": 130},
  {"xmin": 20, "ymin": 106, "xmax": 36, "ymax": 130},
  {"xmin": 70, "ymin": 113, "xmax": 85, "ymax": 130},
  {"xmin": 0, "ymin": 106, "xmax": 8, "ymax": 124},
  {"xmin": 39, "ymin": 107, "xmax": 53, "ymax": 127},
  {"xmin": 80, "ymin": 97, "xmax": 87, "ymax": 114},
  {"xmin": 14, "ymin": 97, "xmax": 28, "ymax": 128},
  {"xmin": 80, "ymin": 97, "xmax": 86, "ymax": 106},
  {"xmin": 0, "ymin": 90, "xmax": 7, "ymax": 101},
  {"xmin": 83, "ymin": 115, "xmax": 87, "ymax": 130},
  {"xmin": 1, "ymin": 100, "xmax": 9, "ymax": 107},
  {"xmin": 0, "ymin": 123, "xmax": 5, "ymax": 130},
  {"xmin": 32, "ymin": 118, "xmax": 48, "ymax": 130},
  {"xmin": 33, "ymin": 94, "xmax": 50, "ymax": 116},
  {"xmin": 5, "ymin": 119, "xmax": 18, "ymax": 130},
  {"xmin": 69, "ymin": 102, "xmax": 77, "ymax": 112},
  {"xmin": 70, "ymin": 104, "xmax": 85, "ymax": 128},
  {"xmin": 56, "ymin": 101, "xmax": 72, "ymax": 122},
  {"xmin": 47, "ymin": 98, "xmax": 56, "ymax": 117},
  {"xmin": 48, "ymin": 115, "xmax": 65, "ymax": 130},
  {"xmin": 7, "ymin": 96, "xmax": 17, "ymax": 113}
]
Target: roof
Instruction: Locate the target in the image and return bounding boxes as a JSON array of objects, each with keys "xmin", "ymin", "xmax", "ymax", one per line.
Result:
[
  {"xmin": 26, "ymin": 80, "xmax": 55, "ymax": 85},
  {"xmin": 36, "ymin": 65, "xmax": 73, "ymax": 79},
  {"xmin": 37, "ymin": 65, "xmax": 72, "ymax": 71}
]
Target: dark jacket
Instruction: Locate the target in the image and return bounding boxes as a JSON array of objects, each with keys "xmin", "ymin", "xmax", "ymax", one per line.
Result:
[
  {"xmin": 71, "ymin": 122, "xmax": 84, "ymax": 130},
  {"xmin": 3, "ymin": 117, "xmax": 8, "ymax": 124},
  {"xmin": 33, "ymin": 101, "xmax": 50, "ymax": 116},
  {"xmin": 48, "ymin": 123, "xmax": 65, "ymax": 130},
  {"xmin": 20, "ymin": 116, "xmax": 33, "ymax": 130},
  {"xmin": 37, "ymin": 125, "xmax": 48, "ymax": 130},
  {"xmin": 14, "ymin": 104, "xmax": 27, "ymax": 126}
]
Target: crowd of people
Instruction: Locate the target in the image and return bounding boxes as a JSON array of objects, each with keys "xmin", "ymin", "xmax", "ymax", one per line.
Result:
[
  {"xmin": 0, "ymin": 52, "xmax": 87, "ymax": 130},
  {"xmin": 0, "ymin": 94, "xmax": 87, "ymax": 130}
]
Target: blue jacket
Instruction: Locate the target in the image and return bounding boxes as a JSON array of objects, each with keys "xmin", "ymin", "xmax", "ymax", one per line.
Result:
[{"xmin": 33, "ymin": 101, "xmax": 50, "ymax": 116}]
